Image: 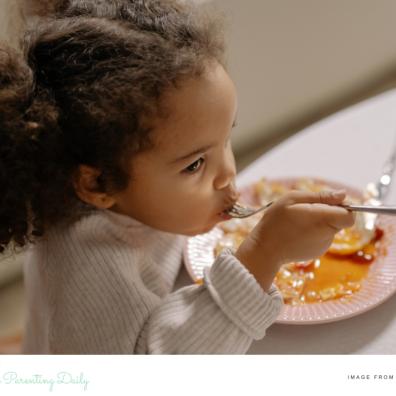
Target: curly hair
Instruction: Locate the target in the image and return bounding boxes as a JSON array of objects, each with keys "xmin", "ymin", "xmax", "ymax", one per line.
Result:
[{"xmin": 0, "ymin": 0, "xmax": 226, "ymax": 252}]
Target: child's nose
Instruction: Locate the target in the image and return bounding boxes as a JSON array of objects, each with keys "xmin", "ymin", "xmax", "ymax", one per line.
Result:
[{"xmin": 213, "ymin": 156, "xmax": 236, "ymax": 191}]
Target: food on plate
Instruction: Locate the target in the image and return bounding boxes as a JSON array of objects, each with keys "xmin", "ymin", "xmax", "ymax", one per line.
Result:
[{"xmin": 215, "ymin": 178, "xmax": 386, "ymax": 305}]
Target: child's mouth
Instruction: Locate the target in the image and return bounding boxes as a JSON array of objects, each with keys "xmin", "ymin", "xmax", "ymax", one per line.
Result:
[
  {"xmin": 219, "ymin": 211, "xmax": 232, "ymax": 220},
  {"xmin": 218, "ymin": 204, "xmax": 235, "ymax": 220}
]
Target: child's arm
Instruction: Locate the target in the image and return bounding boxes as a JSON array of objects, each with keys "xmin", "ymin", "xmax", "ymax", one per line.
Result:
[{"xmin": 136, "ymin": 249, "xmax": 282, "ymax": 354}]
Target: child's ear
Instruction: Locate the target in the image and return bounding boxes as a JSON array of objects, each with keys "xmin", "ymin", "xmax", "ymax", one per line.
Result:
[{"xmin": 73, "ymin": 165, "xmax": 116, "ymax": 209}]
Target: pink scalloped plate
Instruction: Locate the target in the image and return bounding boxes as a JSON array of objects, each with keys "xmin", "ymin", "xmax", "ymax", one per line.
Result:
[{"xmin": 183, "ymin": 177, "xmax": 396, "ymax": 325}]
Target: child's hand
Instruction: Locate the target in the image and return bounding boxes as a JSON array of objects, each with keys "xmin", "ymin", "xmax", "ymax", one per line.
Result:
[{"xmin": 235, "ymin": 190, "xmax": 355, "ymax": 292}]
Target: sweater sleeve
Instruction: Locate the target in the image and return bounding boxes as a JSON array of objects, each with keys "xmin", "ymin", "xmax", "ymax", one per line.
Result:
[{"xmin": 136, "ymin": 249, "xmax": 283, "ymax": 354}]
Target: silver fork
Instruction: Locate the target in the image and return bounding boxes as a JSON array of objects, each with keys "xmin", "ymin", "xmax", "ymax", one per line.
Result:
[
  {"xmin": 227, "ymin": 200, "xmax": 396, "ymax": 219},
  {"xmin": 227, "ymin": 201, "xmax": 274, "ymax": 218}
]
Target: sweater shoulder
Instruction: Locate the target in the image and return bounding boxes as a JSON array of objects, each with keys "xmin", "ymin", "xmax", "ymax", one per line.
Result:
[{"xmin": 33, "ymin": 210, "xmax": 185, "ymax": 280}]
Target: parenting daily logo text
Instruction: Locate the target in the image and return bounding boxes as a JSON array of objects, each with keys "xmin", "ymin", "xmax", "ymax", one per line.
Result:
[{"xmin": 0, "ymin": 371, "xmax": 89, "ymax": 392}]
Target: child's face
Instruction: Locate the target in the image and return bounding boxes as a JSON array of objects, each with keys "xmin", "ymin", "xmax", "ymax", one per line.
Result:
[{"xmin": 111, "ymin": 62, "xmax": 238, "ymax": 235}]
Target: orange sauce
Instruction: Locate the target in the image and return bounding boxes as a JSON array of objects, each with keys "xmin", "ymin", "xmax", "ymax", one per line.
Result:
[{"xmin": 275, "ymin": 228, "xmax": 384, "ymax": 304}]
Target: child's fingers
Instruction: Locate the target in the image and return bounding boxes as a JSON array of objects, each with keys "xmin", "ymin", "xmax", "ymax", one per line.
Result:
[
  {"xmin": 314, "ymin": 205, "xmax": 355, "ymax": 230},
  {"xmin": 276, "ymin": 190, "xmax": 355, "ymax": 230},
  {"xmin": 280, "ymin": 189, "xmax": 346, "ymax": 206}
]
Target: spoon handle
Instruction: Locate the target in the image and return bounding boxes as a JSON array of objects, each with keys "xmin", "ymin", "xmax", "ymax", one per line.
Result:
[{"xmin": 340, "ymin": 204, "xmax": 396, "ymax": 215}]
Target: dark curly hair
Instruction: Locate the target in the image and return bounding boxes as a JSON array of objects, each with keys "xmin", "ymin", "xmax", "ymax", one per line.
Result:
[{"xmin": 0, "ymin": 0, "xmax": 225, "ymax": 252}]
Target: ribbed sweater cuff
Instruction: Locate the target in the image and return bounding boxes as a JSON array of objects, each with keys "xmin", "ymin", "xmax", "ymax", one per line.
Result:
[{"xmin": 203, "ymin": 249, "xmax": 283, "ymax": 340}]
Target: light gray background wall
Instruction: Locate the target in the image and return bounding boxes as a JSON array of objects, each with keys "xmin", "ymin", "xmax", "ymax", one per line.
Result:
[
  {"xmin": 0, "ymin": 0, "xmax": 25, "ymax": 49},
  {"xmin": 214, "ymin": 0, "xmax": 396, "ymax": 157}
]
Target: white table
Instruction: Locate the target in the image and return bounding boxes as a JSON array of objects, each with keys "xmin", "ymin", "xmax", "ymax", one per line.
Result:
[{"xmin": 236, "ymin": 88, "xmax": 396, "ymax": 354}]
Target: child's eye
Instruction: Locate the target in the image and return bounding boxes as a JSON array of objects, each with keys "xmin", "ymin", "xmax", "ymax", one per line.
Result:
[{"xmin": 184, "ymin": 158, "xmax": 205, "ymax": 174}]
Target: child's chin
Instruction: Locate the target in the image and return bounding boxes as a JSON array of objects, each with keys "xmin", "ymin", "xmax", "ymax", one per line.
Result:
[{"xmin": 183, "ymin": 221, "xmax": 220, "ymax": 236}]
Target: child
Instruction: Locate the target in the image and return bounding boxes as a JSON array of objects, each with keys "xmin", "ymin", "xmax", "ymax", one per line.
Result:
[{"xmin": 0, "ymin": 0, "xmax": 354, "ymax": 354}]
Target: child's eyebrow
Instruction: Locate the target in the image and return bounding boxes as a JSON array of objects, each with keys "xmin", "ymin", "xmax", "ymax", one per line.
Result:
[
  {"xmin": 171, "ymin": 117, "xmax": 238, "ymax": 164},
  {"xmin": 171, "ymin": 144, "xmax": 214, "ymax": 164}
]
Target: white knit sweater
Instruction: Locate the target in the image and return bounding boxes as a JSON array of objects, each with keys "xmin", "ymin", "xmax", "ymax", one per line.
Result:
[{"xmin": 22, "ymin": 210, "xmax": 282, "ymax": 354}]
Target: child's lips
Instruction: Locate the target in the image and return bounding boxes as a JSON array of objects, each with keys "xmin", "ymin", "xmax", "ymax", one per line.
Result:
[
  {"xmin": 218, "ymin": 202, "xmax": 236, "ymax": 220},
  {"xmin": 219, "ymin": 211, "xmax": 232, "ymax": 220}
]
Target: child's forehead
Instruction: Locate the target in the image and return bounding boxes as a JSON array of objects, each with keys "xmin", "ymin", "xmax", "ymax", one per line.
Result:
[
  {"xmin": 149, "ymin": 115, "xmax": 213, "ymax": 158},
  {"xmin": 150, "ymin": 63, "xmax": 237, "ymax": 152}
]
